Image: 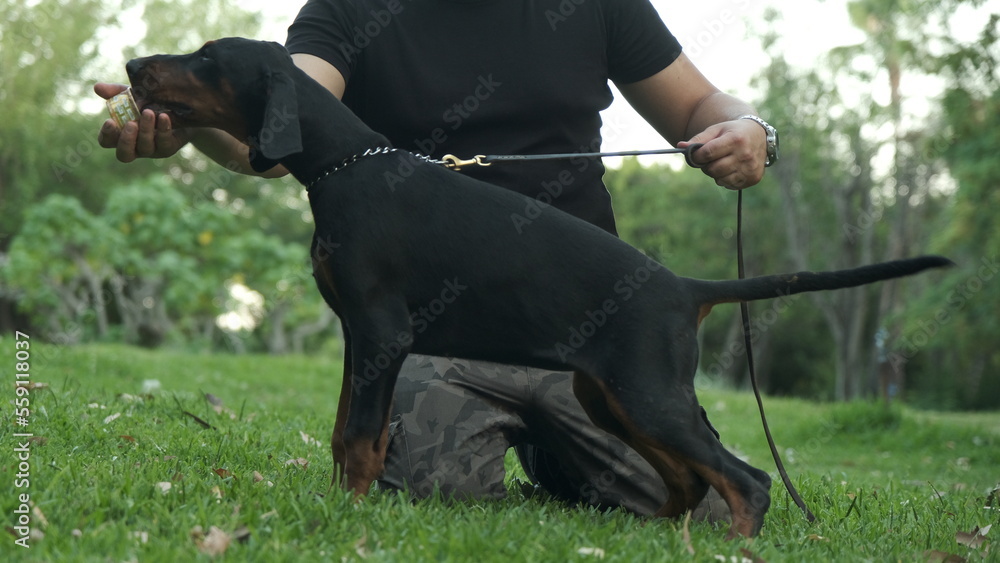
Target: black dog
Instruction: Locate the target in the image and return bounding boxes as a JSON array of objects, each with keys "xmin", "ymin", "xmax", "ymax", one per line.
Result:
[{"xmin": 125, "ymin": 38, "xmax": 951, "ymax": 538}]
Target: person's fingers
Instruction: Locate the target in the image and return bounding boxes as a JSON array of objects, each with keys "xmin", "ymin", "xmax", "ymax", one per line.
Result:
[
  {"xmin": 116, "ymin": 121, "xmax": 139, "ymax": 163},
  {"xmin": 94, "ymin": 82, "xmax": 128, "ymax": 100},
  {"xmin": 98, "ymin": 119, "xmax": 122, "ymax": 149},
  {"xmin": 714, "ymin": 169, "xmax": 749, "ymax": 191},
  {"xmin": 681, "ymin": 122, "xmax": 766, "ymax": 189},
  {"xmin": 134, "ymin": 109, "xmax": 158, "ymax": 157}
]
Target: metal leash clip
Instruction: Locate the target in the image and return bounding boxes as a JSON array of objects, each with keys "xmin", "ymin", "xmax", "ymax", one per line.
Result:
[{"xmin": 441, "ymin": 154, "xmax": 491, "ymax": 171}]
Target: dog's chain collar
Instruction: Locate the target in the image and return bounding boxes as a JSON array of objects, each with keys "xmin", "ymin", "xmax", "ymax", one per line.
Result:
[{"xmin": 305, "ymin": 147, "xmax": 444, "ymax": 191}]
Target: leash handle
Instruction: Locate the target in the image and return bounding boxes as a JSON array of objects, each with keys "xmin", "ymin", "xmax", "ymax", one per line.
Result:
[{"xmin": 737, "ymin": 190, "xmax": 816, "ymax": 523}]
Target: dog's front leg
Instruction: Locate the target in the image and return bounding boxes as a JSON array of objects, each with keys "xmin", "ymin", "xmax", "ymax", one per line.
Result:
[
  {"xmin": 330, "ymin": 327, "xmax": 352, "ymax": 490},
  {"xmin": 340, "ymin": 324, "xmax": 410, "ymax": 497}
]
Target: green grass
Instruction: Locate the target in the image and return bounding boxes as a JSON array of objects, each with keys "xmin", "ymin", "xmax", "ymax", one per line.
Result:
[{"xmin": 2, "ymin": 341, "xmax": 998, "ymax": 561}]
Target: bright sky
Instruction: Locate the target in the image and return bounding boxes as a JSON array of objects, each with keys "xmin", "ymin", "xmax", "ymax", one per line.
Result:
[{"xmin": 229, "ymin": 0, "xmax": 998, "ymax": 164}]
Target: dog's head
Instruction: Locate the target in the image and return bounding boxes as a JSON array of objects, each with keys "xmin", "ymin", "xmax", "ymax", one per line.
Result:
[{"xmin": 126, "ymin": 37, "xmax": 302, "ymax": 169}]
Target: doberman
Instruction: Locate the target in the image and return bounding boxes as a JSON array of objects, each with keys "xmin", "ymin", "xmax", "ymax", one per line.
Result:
[{"xmin": 125, "ymin": 38, "xmax": 952, "ymax": 539}]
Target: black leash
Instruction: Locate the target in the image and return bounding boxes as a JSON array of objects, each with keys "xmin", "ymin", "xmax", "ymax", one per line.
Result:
[
  {"xmin": 736, "ymin": 191, "xmax": 816, "ymax": 522},
  {"xmin": 441, "ymin": 144, "xmax": 705, "ymax": 170}
]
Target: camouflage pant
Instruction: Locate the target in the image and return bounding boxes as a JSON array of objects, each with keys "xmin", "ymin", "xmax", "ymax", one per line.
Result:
[{"xmin": 378, "ymin": 354, "xmax": 729, "ymax": 519}]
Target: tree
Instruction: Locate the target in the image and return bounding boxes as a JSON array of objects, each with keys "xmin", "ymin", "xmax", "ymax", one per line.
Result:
[
  {"xmin": 894, "ymin": 14, "xmax": 1000, "ymax": 409},
  {"xmin": 3, "ymin": 195, "xmax": 123, "ymax": 343}
]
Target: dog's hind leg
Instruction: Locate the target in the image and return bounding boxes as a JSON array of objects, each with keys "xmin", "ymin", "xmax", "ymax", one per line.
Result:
[
  {"xmin": 577, "ymin": 325, "xmax": 770, "ymax": 538},
  {"xmin": 572, "ymin": 371, "xmax": 700, "ymax": 517},
  {"xmin": 623, "ymin": 386, "xmax": 770, "ymax": 538}
]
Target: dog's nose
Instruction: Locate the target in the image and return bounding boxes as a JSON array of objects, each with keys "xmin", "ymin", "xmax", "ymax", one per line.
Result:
[{"xmin": 125, "ymin": 58, "xmax": 143, "ymax": 79}]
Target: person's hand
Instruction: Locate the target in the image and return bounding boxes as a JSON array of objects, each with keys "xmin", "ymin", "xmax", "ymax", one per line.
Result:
[
  {"xmin": 678, "ymin": 118, "xmax": 767, "ymax": 190},
  {"xmin": 95, "ymin": 82, "xmax": 193, "ymax": 163}
]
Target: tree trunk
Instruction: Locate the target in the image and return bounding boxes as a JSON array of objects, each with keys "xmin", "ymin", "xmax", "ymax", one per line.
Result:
[
  {"xmin": 71, "ymin": 252, "xmax": 109, "ymax": 338},
  {"xmin": 266, "ymin": 302, "xmax": 291, "ymax": 355},
  {"xmin": 292, "ymin": 307, "xmax": 335, "ymax": 354}
]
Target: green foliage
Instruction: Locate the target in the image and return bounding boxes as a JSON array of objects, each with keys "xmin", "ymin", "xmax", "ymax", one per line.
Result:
[
  {"xmin": 608, "ymin": 158, "xmax": 736, "ymax": 278},
  {"xmin": 890, "ymin": 15, "xmax": 1000, "ymax": 410},
  {"xmin": 3, "ymin": 176, "xmax": 324, "ymax": 352},
  {"xmin": 824, "ymin": 400, "xmax": 905, "ymax": 434}
]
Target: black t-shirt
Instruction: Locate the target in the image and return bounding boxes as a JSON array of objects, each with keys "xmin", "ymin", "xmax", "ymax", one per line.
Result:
[{"xmin": 285, "ymin": 0, "xmax": 682, "ymax": 234}]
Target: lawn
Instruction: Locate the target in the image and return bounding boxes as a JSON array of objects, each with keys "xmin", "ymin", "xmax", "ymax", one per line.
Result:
[{"xmin": 2, "ymin": 340, "xmax": 997, "ymax": 561}]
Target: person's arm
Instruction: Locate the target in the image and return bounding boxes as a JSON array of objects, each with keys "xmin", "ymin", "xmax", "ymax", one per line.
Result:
[
  {"xmin": 95, "ymin": 53, "xmax": 347, "ymax": 178},
  {"xmin": 617, "ymin": 53, "xmax": 768, "ymax": 190}
]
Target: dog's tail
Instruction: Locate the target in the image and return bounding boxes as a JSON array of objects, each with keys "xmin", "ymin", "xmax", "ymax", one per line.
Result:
[{"xmin": 690, "ymin": 255, "xmax": 954, "ymax": 308}]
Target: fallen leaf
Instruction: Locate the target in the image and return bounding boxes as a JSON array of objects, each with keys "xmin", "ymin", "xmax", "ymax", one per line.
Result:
[
  {"xmin": 253, "ymin": 471, "xmax": 265, "ymax": 483},
  {"xmin": 260, "ymin": 510, "xmax": 278, "ymax": 520},
  {"xmin": 32, "ymin": 505, "xmax": 49, "ymax": 528},
  {"xmin": 233, "ymin": 526, "xmax": 251, "ymax": 543},
  {"xmin": 682, "ymin": 512, "xmax": 695, "ymax": 555},
  {"xmin": 205, "ymin": 393, "xmax": 223, "ymax": 406},
  {"xmin": 211, "ymin": 486, "xmax": 223, "ymax": 499},
  {"xmin": 214, "ymin": 468, "xmax": 233, "ymax": 479},
  {"xmin": 192, "ymin": 525, "xmax": 231, "ymax": 556},
  {"xmin": 806, "ymin": 534, "xmax": 829, "ymax": 542},
  {"xmin": 956, "ymin": 525, "xmax": 991, "ymax": 549},
  {"xmin": 155, "ymin": 482, "xmax": 172, "ymax": 494},
  {"xmin": 924, "ymin": 549, "xmax": 966, "ymax": 562},
  {"xmin": 212, "ymin": 404, "xmax": 237, "ymax": 419},
  {"xmin": 119, "ymin": 435, "xmax": 136, "ymax": 443},
  {"xmin": 577, "ymin": 547, "xmax": 605, "ymax": 559},
  {"xmin": 354, "ymin": 531, "xmax": 369, "ymax": 558},
  {"xmin": 740, "ymin": 548, "xmax": 767, "ymax": 563},
  {"xmin": 284, "ymin": 458, "xmax": 309, "ymax": 469},
  {"xmin": 300, "ymin": 431, "xmax": 322, "ymax": 447},
  {"xmin": 103, "ymin": 412, "xmax": 121, "ymax": 424}
]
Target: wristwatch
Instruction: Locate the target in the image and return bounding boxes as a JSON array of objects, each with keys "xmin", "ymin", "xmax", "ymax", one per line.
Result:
[{"xmin": 738, "ymin": 115, "xmax": 779, "ymax": 167}]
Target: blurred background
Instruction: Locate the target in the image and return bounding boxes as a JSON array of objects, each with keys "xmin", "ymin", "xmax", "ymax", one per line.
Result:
[{"xmin": 1, "ymin": 0, "xmax": 997, "ymax": 409}]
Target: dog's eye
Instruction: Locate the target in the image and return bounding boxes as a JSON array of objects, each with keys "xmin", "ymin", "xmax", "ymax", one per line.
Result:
[{"xmin": 200, "ymin": 56, "xmax": 212, "ymax": 64}]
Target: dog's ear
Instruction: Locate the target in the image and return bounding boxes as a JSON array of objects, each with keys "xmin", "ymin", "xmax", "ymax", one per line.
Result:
[{"xmin": 248, "ymin": 70, "xmax": 303, "ymax": 172}]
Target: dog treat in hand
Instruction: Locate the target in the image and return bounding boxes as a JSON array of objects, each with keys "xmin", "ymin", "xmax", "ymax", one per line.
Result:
[{"xmin": 106, "ymin": 87, "xmax": 139, "ymax": 128}]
